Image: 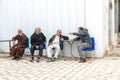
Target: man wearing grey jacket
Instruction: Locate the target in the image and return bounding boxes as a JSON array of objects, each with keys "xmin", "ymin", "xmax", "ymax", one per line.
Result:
[{"xmin": 69, "ymin": 27, "xmax": 91, "ymax": 63}]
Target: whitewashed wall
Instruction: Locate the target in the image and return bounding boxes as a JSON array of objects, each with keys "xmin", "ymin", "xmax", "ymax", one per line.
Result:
[
  {"xmin": 0, "ymin": 0, "xmax": 107, "ymax": 58},
  {"xmin": 0, "ymin": 0, "xmax": 85, "ymax": 51},
  {"xmin": 85, "ymin": 0, "xmax": 106, "ymax": 57}
]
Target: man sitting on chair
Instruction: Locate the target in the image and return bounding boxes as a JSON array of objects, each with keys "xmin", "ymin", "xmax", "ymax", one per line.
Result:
[
  {"xmin": 30, "ymin": 27, "xmax": 46, "ymax": 62},
  {"xmin": 10, "ymin": 29, "xmax": 28, "ymax": 61},
  {"xmin": 47, "ymin": 29, "xmax": 68, "ymax": 62},
  {"xmin": 69, "ymin": 27, "xmax": 91, "ymax": 63}
]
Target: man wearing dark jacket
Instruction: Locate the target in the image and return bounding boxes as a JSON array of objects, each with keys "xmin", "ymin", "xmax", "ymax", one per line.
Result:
[
  {"xmin": 30, "ymin": 27, "xmax": 46, "ymax": 62},
  {"xmin": 69, "ymin": 27, "xmax": 91, "ymax": 63},
  {"xmin": 47, "ymin": 29, "xmax": 68, "ymax": 62}
]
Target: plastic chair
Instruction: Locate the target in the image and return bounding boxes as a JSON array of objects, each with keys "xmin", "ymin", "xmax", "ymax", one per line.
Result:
[
  {"xmin": 26, "ymin": 38, "xmax": 30, "ymax": 49},
  {"xmin": 42, "ymin": 43, "xmax": 46, "ymax": 49},
  {"xmin": 83, "ymin": 37, "xmax": 95, "ymax": 60}
]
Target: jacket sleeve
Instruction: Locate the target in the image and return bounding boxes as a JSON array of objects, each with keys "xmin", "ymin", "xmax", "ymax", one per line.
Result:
[
  {"xmin": 20, "ymin": 35, "xmax": 28, "ymax": 47},
  {"xmin": 42, "ymin": 33, "xmax": 46, "ymax": 43},
  {"xmin": 22, "ymin": 35, "xmax": 27, "ymax": 43},
  {"xmin": 63, "ymin": 36, "xmax": 69, "ymax": 40},
  {"xmin": 12, "ymin": 35, "xmax": 18, "ymax": 41},
  {"xmin": 73, "ymin": 32, "xmax": 81, "ymax": 37},
  {"xmin": 30, "ymin": 34, "xmax": 36, "ymax": 46},
  {"xmin": 60, "ymin": 35, "xmax": 69, "ymax": 50},
  {"xmin": 60, "ymin": 35, "xmax": 69, "ymax": 40},
  {"xmin": 74, "ymin": 37, "xmax": 80, "ymax": 41},
  {"xmin": 48, "ymin": 35, "xmax": 55, "ymax": 45},
  {"xmin": 73, "ymin": 32, "xmax": 87, "ymax": 37},
  {"xmin": 49, "ymin": 37, "xmax": 53, "ymax": 44}
]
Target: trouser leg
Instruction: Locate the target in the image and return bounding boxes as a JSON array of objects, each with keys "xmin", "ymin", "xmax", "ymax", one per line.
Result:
[
  {"xmin": 30, "ymin": 46, "xmax": 35, "ymax": 59},
  {"xmin": 47, "ymin": 45, "xmax": 53, "ymax": 58},
  {"xmin": 77, "ymin": 43, "xmax": 90, "ymax": 59},
  {"xmin": 38, "ymin": 49, "xmax": 43, "ymax": 58},
  {"xmin": 38, "ymin": 45, "xmax": 43, "ymax": 59},
  {"xmin": 54, "ymin": 45, "xmax": 60, "ymax": 58},
  {"xmin": 78, "ymin": 46, "xmax": 85, "ymax": 59}
]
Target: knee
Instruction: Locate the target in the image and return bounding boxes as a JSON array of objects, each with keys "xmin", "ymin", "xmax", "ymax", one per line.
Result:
[
  {"xmin": 47, "ymin": 45, "xmax": 52, "ymax": 49},
  {"xmin": 47, "ymin": 47, "xmax": 51, "ymax": 51},
  {"xmin": 78, "ymin": 46, "xmax": 83, "ymax": 49},
  {"xmin": 30, "ymin": 46, "xmax": 35, "ymax": 51},
  {"xmin": 31, "ymin": 45, "xmax": 35, "ymax": 49},
  {"xmin": 56, "ymin": 47, "xmax": 60, "ymax": 51},
  {"xmin": 38, "ymin": 45, "xmax": 43, "ymax": 49},
  {"xmin": 16, "ymin": 46, "xmax": 20, "ymax": 50},
  {"xmin": 38, "ymin": 48, "xmax": 43, "ymax": 51}
]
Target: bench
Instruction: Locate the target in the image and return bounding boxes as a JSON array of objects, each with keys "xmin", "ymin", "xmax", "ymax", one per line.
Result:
[
  {"xmin": 25, "ymin": 38, "xmax": 64, "ymax": 58},
  {"xmin": 0, "ymin": 40, "xmax": 12, "ymax": 51}
]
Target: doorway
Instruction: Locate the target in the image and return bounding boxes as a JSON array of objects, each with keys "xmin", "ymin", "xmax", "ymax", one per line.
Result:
[
  {"xmin": 118, "ymin": 0, "xmax": 120, "ymax": 43},
  {"xmin": 108, "ymin": 0, "xmax": 119, "ymax": 46}
]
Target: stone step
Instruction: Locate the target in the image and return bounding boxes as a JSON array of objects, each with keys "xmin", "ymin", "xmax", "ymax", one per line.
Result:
[{"xmin": 107, "ymin": 47, "xmax": 120, "ymax": 57}]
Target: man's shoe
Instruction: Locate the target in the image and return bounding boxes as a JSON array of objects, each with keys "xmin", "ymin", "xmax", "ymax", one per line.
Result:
[
  {"xmin": 38, "ymin": 57, "xmax": 41, "ymax": 59},
  {"xmin": 30, "ymin": 59, "xmax": 34, "ymax": 62},
  {"xmin": 82, "ymin": 58, "xmax": 86, "ymax": 62},
  {"xmin": 12, "ymin": 57, "xmax": 17, "ymax": 60},
  {"xmin": 78, "ymin": 60, "xmax": 83, "ymax": 63},
  {"xmin": 36, "ymin": 59, "xmax": 40, "ymax": 62},
  {"xmin": 52, "ymin": 57, "xmax": 56, "ymax": 61},
  {"xmin": 47, "ymin": 58, "xmax": 52, "ymax": 62},
  {"xmin": 78, "ymin": 59, "xmax": 86, "ymax": 63},
  {"xmin": 16, "ymin": 57, "xmax": 20, "ymax": 61},
  {"xmin": 80, "ymin": 57, "xmax": 83, "ymax": 60}
]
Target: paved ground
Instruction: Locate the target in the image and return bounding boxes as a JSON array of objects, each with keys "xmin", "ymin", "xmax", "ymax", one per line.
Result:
[{"xmin": 0, "ymin": 53, "xmax": 120, "ymax": 80}]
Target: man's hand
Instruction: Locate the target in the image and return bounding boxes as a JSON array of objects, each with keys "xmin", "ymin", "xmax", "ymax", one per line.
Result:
[
  {"xmin": 12, "ymin": 41, "xmax": 16, "ymax": 46},
  {"xmin": 60, "ymin": 38, "xmax": 64, "ymax": 41},
  {"xmin": 73, "ymin": 38, "xmax": 77, "ymax": 41},
  {"xmin": 44, "ymin": 42, "xmax": 46, "ymax": 44},
  {"xmin": 15, "ymin": 46, "xmax": 17, "ymax": 48},
  {"xmin": 69, "ymin": 32, "xmax": 73, "ymax": 35},
  {"xmin": 50, "ymin": 42, "xmax": 53, "ymax": 45},
  {"xmin": 36, "ymin": 46, "xmax": 39, "ymax": 49}
]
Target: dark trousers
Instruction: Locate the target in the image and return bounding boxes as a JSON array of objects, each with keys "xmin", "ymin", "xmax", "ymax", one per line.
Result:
[{"xmin": 30, "ymin": 45, "xmax": 43, "ymax": 59}]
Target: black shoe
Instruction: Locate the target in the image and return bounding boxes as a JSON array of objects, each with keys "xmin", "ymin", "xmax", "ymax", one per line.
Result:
[
  {"xmin": 78, "ymin": 60, "xmax": 83, "ymax": 63},
  {"xmin": 38, "ymin": 56, "xmax": 41, "ymax": 59},
  {"xmin": 82, "ymin": 58, "xmax": 86, "ymax": 62},
  {"xmin": 36, "ymin": 56, "xmax": 41, "ymax": 62},
  {"xmin": 30, "ymin": 57, "xmax": 34, "ymax": 62},
  {"xmin": 12, "ymin": 57, "xmax": 17, "ymax": 60},
  {"xmin": 30, "ymin": 59, "xmax": 34, "ymax": 62},
  {"xmin": 30, "ymin": 58, "xmax": 34, "ymax": 62},
  {"xmin": 52, "ymin": 57, "xmax": 56, "ymax": 61},
  {"xmin": 80, "ymin": 57, "xmax": 83, "ymax": 60},
  {"xmin": 16, "ymin": 57, "xmax": 20, "ymax": 61},
  {"xmin": 78, "ymin": 58, "xmax": 86, "ymax": 63},
  {"xmin": 47, "ymin": 58, "xmax": 52, "ymax": 62},
  {"xmin": 36, "ymin": 59, "xmax": 40, "ymax": 62}
]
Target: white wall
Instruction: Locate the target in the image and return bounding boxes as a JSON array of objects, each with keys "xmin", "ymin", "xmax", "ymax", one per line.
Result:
[
  {"xmin": 0, "ymin": 0, "xmax": 85, "ymax": 52},
  {"xmin": 0, "ymin": 0, "xmax": 107, "ymax": 58},
  {"xmin": 85, "ymin": 0, "xmax": 106, "ymax": 57},
  {"xmin": 103, "ymin": 0, "xmax": 110, "ymax": 53}
]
